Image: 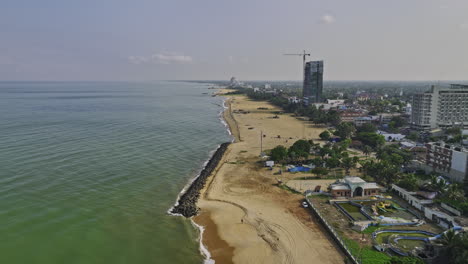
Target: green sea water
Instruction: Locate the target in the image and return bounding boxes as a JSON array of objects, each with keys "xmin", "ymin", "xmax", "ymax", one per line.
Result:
[{"xmin": 0, "ymin": 81, "xmax": 231, "ymax": 264}]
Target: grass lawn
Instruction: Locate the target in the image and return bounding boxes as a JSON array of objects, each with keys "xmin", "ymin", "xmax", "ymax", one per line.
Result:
[{"xmin": 343, "ymin": 237, "xmax": 391, "ymax": 264}]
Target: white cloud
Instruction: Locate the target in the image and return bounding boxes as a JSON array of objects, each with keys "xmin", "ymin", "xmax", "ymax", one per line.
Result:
[
  {"xmin": 128, "ymin": 52, "xmax": 193, "ymax": 65},
  {"xmin": 320, "ymin": 14, "xmax": 336, "ymax": 24}
]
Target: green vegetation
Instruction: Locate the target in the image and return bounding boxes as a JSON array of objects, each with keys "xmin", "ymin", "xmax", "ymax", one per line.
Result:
[
  {"xmin": 341, "ymin": 156, "xmax": 359, "ymax": 174},
  {"xmin": 319, "ymin": 130, "xmax": 331, "ymax": 140},
  {"xmin": 289, "ymin": 139, "xmax": 311, "ymax": 159},
  {"xmin": 387, "ymin": 256, "xmax": 424, "ymax": 264},
  {"xmin": 224, "ymin": 90, "xmax": 245, "ymax": 95},
  {"xmin": 334, "ymin": 122, "xmax": 356, "ymax": 139},
  {"xmin": 361, "ymin": 225, "xmax": 379, "ymax": 234},
  {"xmin": 396, "ymin": 174, "xmax": 419, "ymax": 191},
  {"xmin": 388, "ymin": 116, "xmax": 407, "ymax": 132},
  {"xmin": 270, "ymin": 145, "xmax": 288, "ymax": 162},
  {"xmin": 343, "ymin": 237, "xmax": 391, "ymax": 264},
  {"xmin": 310, "ymin": 167, "xmax": 329, "ymax": 177},
  {"xmin": 438, "ymin": 230, "xmax": 468, "ymax": 264},
  {"xmin": 361, "ymin": 159, "xmax": 400, "ymax": 186},
  {"xmin": 357, "ymin": 132, "xmax": 385, "ymax": 149},
  {"xmin": 357, "ymin": 123, "xmax": 377, "ymax": 133},
  {"xmin": 375, "ymin": 232, "xmax": 431, "ymax": 245},
  {"xmin": 245, "ymin": 90, "xmax": 342, "ymax": 126},
  {"xmin": 276, "ymin": 184, "xmax": 302, "ymax": 194},
  {"xmin": 406, "ymin": 131, "xmax": 419, "ymax": 141}
]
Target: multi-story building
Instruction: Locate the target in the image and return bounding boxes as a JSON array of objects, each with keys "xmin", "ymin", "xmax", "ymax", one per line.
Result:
[
  {"xmin": 303, "ymin": 60, "xmax": 323, "ymax": 104},
  {"xmin": 339, "ymin": 110, "xmax": 367, "ymax": 122},
  {"xmin": 425, "ymin": 142, "xmax": 468, "ymax": 182},
  {"xmin": 411, "ymin": 84, "xmax": 468, "ymax": 130}
]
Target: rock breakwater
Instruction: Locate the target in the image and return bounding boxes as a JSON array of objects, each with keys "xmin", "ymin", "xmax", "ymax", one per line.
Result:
[{"xmin": 171, "ymin": 142, "xmax": 230, "ymax": 217}]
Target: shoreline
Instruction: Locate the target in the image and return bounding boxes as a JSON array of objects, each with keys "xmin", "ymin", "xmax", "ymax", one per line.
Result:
[
  {"xmin": 170, "ymin": 142, "xmax": 230, "ymax": 217},
  {"xmin": 192, "ymin": 96, "xmax": 238, "ymax": 264},
  {"xmin": 193, "ymin": 92, "xmax": 345, "ymax": 264},
  {"xmin": 168, "ymin": 94, "xmax": 236, "ymax": 263}
]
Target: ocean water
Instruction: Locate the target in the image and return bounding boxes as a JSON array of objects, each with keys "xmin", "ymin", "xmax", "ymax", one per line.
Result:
[{"xmin": 0, "ymin": 81, "xmax": 231, "ymax": 264}]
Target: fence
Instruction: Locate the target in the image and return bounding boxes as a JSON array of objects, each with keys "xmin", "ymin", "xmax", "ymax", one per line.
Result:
[{"xmin": 305, "ymin": 197, "xmax": 361, "ymax": 264}]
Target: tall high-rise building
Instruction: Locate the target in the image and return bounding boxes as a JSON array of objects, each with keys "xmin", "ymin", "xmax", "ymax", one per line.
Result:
[
  {"xmin": 303, "ymin": 60, "xmax": 323, "ymax": 104},
  {"xmin": 411, "ymin": 84, "xmax": 468, "ymax": 130}
]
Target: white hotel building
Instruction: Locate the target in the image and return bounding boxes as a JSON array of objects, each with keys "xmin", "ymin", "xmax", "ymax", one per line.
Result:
[{"xmin": 411, "ymin": 84, "xmax": 468, "ymax": 130}]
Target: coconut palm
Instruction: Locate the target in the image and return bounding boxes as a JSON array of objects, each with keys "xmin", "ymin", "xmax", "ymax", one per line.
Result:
[
  {"xmin": 439, "ymin": 231, "xmax": 468, "ymax": 264},
  {"xmin": 362, "ymin": 145, "xmax": 372, "ymax": 157}
]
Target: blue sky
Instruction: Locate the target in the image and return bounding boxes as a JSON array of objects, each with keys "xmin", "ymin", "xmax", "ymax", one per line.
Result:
[{"xmin": 1, "ymin": 0, "xmax": 467, "ymax": 81}]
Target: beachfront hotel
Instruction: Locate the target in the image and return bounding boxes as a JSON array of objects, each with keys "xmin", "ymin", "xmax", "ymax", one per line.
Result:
[{"xmin": 411, "ymin": 84, "xmax": 468, "ymax": 130}]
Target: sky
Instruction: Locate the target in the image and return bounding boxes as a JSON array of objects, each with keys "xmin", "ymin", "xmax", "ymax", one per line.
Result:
[{"xmin": 0, "ymin": 0, "xmax": 467, "ymax": 81}]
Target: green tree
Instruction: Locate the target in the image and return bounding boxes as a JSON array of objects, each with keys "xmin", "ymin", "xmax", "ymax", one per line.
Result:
[
  {"xmin": 319, "ymin": 130, "xmax": 331, "ymax": 141},
  {"xmin": 363, "ymin": 145, "xmax": 372, "ymax": 156},
  {"xmin": 357, "ymin": 132, "xmax": 386, "ymax": 149},
  {"xmin": 406, "ymin": 131, "xmax": 419, "ymax": 142},
  {"xmin": 270, "ymin": 145, "xmax": 288, "ymax": 162},
  {"xmin": 396, "ymin": 174, "xmax": 418, "ymax": 191},
  {"xmin": 326, "ymin": 110, "xmax": 341, "ymax": 126},
  {"xmin": 426, "ymin": 175, "xmax": 447, "ymax": 194},
  {"xmin": 319, "ymin": 146, "xmax": 331, "ymax": 158},
  {"xmin": 439, "ymin": 230, "xmax": 468, "ymax": 264},
  {"xmin": 362, "ymin": 160, "xmax": 400, "ymax": 186},
  {"xmin": 334, "ymin": 122, "xmax": 356, "ymax": 139},
  {"xmin": 341, "ymin": 156, "xmax": 359, "ymax": 174},
  {"xmin": 357, "ymin": 123, "xmax": 377, "ymax": 133},
  {"xmin": 376, "ymin": 144, "xmax": 412, "ymax": 165},
  {"xmin": 289, "ymin": 139, "xmax": 311, "ymax": 159},
  {"xmin": 326, "ymin": 157, "xmax": 341, "ymax": 169},
  {"xmin": 311, "ymin": 167, "xmax": 329, "ymax": 178}
]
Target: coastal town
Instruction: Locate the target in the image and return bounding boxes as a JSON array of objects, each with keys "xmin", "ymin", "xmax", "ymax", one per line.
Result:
[{"xmin": 179, "ymin": 65, "xmax": 468, "ymax": 264}]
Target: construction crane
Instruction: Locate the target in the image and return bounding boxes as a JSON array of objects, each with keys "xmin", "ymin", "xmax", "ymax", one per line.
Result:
[{"xmin": 283, "ymin": 50, "xmax": 311, "ymax": 70}]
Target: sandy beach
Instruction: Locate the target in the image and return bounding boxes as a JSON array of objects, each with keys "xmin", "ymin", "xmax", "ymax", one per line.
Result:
[{"xmin": 194, "ymin": 92, "xmax": 345, "ymax": 264}]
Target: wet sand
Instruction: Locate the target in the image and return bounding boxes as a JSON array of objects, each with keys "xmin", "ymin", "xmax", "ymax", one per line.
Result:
[{"xmin": 194, "ymin": 93, "xmax": 344, "ymax": 264}]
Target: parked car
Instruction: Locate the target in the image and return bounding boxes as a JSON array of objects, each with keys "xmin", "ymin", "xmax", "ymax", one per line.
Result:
[{"xmin": 302, "ymin": 201, "xmax": 309, "ymax": 208}]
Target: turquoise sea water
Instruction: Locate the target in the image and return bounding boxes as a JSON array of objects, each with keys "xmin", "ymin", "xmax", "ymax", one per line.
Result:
[{"xmin": 0, "ymin": 81, "xmax": 231, "ymax": 264}]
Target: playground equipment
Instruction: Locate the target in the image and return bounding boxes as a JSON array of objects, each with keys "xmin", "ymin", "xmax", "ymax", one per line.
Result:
[{"xmin": 376, "ymin": 201, "xmax": 392, "ymax": 213}]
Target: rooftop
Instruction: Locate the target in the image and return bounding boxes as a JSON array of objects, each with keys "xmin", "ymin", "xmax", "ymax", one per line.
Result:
[
  {"xmin": 330, "ymin": 184, "xmax": 351, "ymax": 190},
  {"xmin": 344, "ymin": 176, "xmax": 366, "ymax": 184}
]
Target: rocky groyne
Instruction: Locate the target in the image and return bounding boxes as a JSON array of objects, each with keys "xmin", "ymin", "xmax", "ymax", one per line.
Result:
[{"xmin": 171, "ymin": 142, "xmax": 230, "ymax": 217}]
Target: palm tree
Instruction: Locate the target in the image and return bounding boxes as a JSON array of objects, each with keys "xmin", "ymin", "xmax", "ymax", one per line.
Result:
[
  {"xmin": 439, "ymin": 230, "xmax": 468, "ymax": 264},
  {"xmin": 362, "ymin": 145, "xmax": 372, "ymax": 157},
  {"xmin": 341, "ymin": 156, "xmax": 357, "ymax": 175},
  {"xmin": 428, "ymin": 175, "xmax": 447, "ymax": 194},
  {"xmin": 445, "ymin": 183, "xmax": 465, "ymax": 200}
]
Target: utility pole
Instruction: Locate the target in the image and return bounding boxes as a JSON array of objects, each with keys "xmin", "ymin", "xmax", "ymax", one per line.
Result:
[{"xmin": 260, "ymin": 130, "xmax": 263, "ymax": 156}]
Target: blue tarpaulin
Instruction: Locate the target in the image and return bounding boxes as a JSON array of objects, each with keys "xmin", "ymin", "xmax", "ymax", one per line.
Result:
[{"xmin": 288, "ymin": 166, "xmax": 311, "ymax": 172}]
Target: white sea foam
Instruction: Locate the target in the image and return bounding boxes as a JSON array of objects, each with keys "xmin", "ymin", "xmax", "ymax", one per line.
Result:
[
  {"xmin": 191, "ymin": 219, "xmax": 216, "ymax": 264},
  {"xmin": 167, "ymin": 145, "xmax": 220, "ymax": 216},
  {"xmin": 220, "ymin": 97, "xmax": 235, "ymax": 142},
  {"xmin": 168, "ymin": 91, "xmax": 233, "ymax": 263}
]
